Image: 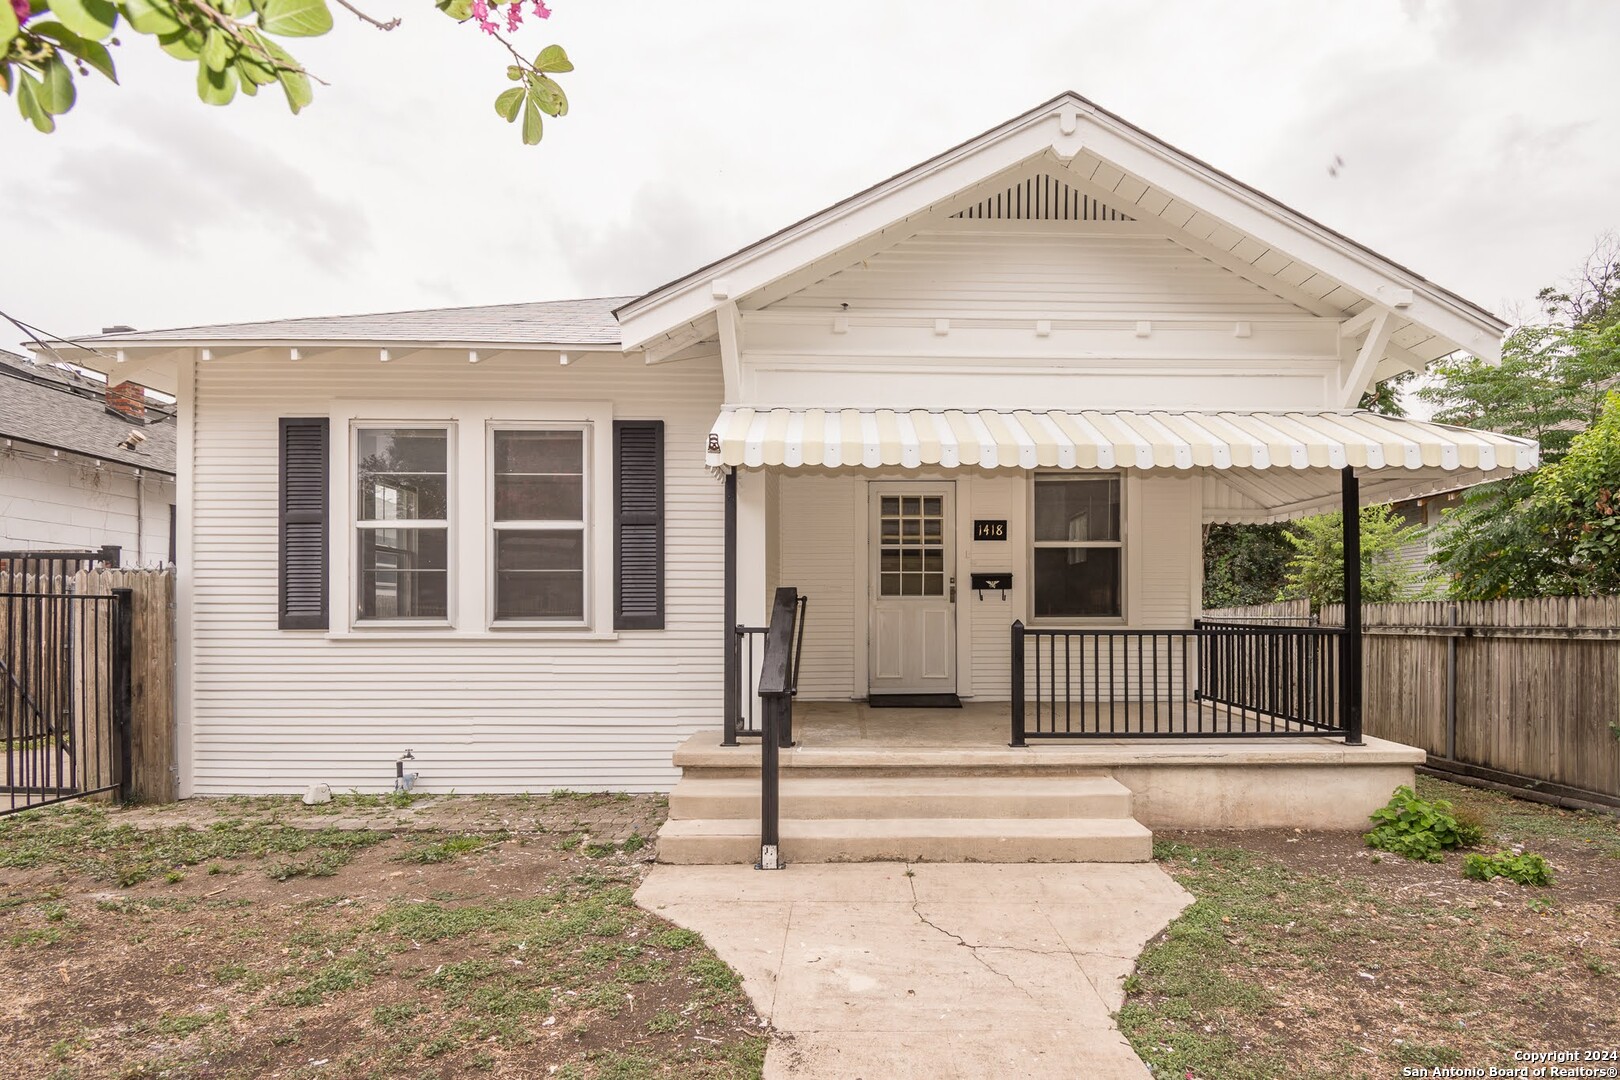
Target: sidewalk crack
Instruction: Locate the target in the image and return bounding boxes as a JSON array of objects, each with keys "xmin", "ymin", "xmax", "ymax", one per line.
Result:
[{"xmin": 906, "ymin": 865, "xmax": 1037, "ymax": 1000}]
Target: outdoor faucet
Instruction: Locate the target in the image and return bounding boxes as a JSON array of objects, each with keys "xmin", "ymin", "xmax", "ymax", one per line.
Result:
[{"xmin": 395, "ymin": 749, "xmax": 417, "ymax": 793}]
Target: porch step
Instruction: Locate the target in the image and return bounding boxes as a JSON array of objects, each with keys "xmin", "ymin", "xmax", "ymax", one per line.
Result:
[
  {"xmin": 668, "ymin": 775, "xmax": 1134, "ymax": 821},
  {"xmin": 656, "ymin": 816, "xmax": 1153, "ymax": 865}
]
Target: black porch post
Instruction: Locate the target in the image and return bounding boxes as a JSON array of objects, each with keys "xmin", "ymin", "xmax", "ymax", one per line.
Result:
[
  {"xmin": 1340, "ymin": 467, "xmax": 1364, "ymax": 746},
  {"xmin": 722, "ymin": 469, "xmax": 740, "ymax": 746}
]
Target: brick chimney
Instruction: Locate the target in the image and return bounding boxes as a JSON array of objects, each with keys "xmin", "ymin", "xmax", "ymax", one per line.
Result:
[{"xmin": 105, "ymin": 381, "xmax": 147, "ymax": 421}]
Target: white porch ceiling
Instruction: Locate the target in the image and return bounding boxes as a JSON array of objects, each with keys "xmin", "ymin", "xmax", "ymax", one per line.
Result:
[{"xmin": 705, "ymin": 406, "xmax": 1537, "ymax": 521}]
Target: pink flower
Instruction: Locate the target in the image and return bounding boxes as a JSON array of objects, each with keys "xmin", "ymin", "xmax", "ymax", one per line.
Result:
[
  {"xmin": 470, "ymin": 0, "xmax": 497, "ymax": 34},
  {"xmin": 532, "ymin": 0, "xmax": 551, "ymax": 17},
  {"xmin": 11, "ymin": 0, "xmax": 30, "ymax": 24},
  {"xmin": 505, "ymin": 0, "xmax": 522, "ymax": 32}
]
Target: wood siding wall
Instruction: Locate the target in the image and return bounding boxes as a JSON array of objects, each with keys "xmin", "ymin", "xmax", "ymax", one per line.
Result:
[
  {"xmin": 766, "ymin": 230, "xmax": 1313, "ymax": 316},
  {"xmin": 187, "ymin": 350, "xmax": 725, "ymax": 795}
]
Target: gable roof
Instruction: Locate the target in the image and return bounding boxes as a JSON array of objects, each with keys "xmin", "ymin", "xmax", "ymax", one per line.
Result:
[
  {"xmin": 614, "ymin": 91, "xmax": 1508, "ymax": 364},
  {"xmin": 69, "ymin": 296, "xmax": 631, "ymax": 349},
  {"xmin": 0, "ymin": 351, "xmax": 177, "ymax": 474}
]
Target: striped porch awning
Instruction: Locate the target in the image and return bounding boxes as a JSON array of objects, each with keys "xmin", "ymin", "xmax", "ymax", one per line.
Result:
[
  {"xmin": 706, "ymin": 407, "xmax": 1539, "ymax": 520},
  {"xmin": 706, "ymin": 407, "xmax": 1537, "ymax": 473}
]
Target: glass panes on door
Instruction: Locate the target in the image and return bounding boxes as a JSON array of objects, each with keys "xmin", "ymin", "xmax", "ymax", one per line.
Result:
[{"xmin": 879, "ymin": 494, "xmax": 945, "ymax": 597}]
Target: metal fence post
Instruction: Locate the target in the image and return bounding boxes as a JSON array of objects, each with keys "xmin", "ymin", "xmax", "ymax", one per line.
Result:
[
  {"xmin": 1010, "ymin": 620, "xmax": 1026, "ymax": 747},
  {"xmin": 111, "ymin": 588, "xmax": 134, "ymax": 804},
  {"xmin": 757, "ymin": 691, "xmax": 783, "ymax": 870},
  {"xmin": 722, "ymin": 470, "xmax": 739, "ymax": 746},
  {"xmin": 755, "ymin": 586, "xmax": 798, "ymax": 870},
  {"xmin": 1340, "ymin": 468, "xmax": 1364, "ymax": 746}
]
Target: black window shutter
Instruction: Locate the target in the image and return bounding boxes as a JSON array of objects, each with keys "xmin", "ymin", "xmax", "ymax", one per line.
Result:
[
  {"xmin": 279, "ymin": 418, "xmax": 329, "ymax": 630},
  {"xmin": 614, "ymin": 420, "xmax": 664, "ymax": 630}
]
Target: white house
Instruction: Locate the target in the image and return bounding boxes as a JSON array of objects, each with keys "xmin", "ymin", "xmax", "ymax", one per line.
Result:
[
  {"xmin": 59, "ymin": 94, "xmax": 1537, "ymax": 858},
  {"xmin": 0, "ymin": 350, "xmax": 176, "ymax": 567}
]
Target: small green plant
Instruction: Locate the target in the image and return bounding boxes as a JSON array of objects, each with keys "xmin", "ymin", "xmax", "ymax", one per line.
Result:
[
  {"xmin": 1462, "ymin": 851, "xmax": 1553, "ymax": 886},
  {"xmin": 654, "ymin": 928, "xmax": 701, "ymax": 951},
  {"xmin": 1365, "ymin": 786, "xmax": 1485, "ymax": 862},
  {"xmin": 647, "ymin": 1010, "xmax": 682, "ymax": 1034}
]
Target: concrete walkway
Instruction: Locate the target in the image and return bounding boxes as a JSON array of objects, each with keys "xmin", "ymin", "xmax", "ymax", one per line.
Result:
[{"xmin": 635, "ymin": 862, "xmax": 1193, "ymax": 1079}]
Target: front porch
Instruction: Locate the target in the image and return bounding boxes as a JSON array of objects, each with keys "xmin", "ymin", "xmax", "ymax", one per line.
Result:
[{"xmin": 659, "ymin": 699, "xmax": 1424, "ymax": 864}]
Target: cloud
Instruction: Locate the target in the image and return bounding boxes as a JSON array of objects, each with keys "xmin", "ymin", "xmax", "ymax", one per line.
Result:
[
  {"xmin": 546, "ymin": 182, "xmax": 771, "ymax": 298},
  {"xmin": 32, "ymin": 106, "xmax": 372, "ymax": 270}
]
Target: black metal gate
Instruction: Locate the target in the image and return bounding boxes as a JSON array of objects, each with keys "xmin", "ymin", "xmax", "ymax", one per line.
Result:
[{"xmin": 1, "ymin": 576, "xmax": 132, "ymax": 815}]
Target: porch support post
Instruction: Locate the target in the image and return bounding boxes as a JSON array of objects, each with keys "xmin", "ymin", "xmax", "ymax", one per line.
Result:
[
  {"xmin": 735, "ymin": 468, "xmax": 770, "ymax": 629},
  {"xmin": 1340, "ymin": 467, "xmax": 1364, "ymax": 746},
  {"xmin": 722, "ymin": 469, "xmax": 739, "ymax": 746}
]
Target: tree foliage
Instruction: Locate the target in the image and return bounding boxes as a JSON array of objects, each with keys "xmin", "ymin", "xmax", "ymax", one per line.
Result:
[
  {"xmin": 1201, "ymin": 523, "xmax": 1295, "ymax": 609},
  {"xmin": 1, "ymin": 0, "xmax": 570, "ymax": 143},
  {"xmin": 1528, "ymin": 390, "xmax": 1620, "ymax": 595},
  {"xmin": 1279, "ymin": 505, "xmax": 1432, "ymax": 608},
  {"xmin": 1419, "ymin": 241, "xmax": 1620, "ymax": 599}
]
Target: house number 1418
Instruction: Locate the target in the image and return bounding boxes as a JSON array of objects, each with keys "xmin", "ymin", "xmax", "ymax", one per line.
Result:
[{"xmin": 974, "ymin": 520, "xmax": 1008, "ymax": 541}]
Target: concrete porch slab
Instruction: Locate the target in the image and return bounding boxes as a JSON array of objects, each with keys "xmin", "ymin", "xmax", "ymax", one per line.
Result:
[{"xmin": 635, "ymin": 862, "xmax": 1194, "ymax": 1079}]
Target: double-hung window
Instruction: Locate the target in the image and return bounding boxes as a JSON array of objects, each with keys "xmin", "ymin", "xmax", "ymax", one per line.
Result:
[
  {"xmin": 490, "ymin": 426, "xmax": 588, "ymax": 623},
  {"xmin": 1031, "ymin": 474, "xmax": 1123, "ymax": 619},
  {"xmin": 355, "ymin": 426, "xmax": 451, "ymax": 621}
]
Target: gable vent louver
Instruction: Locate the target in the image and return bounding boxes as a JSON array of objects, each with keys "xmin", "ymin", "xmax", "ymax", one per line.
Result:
[{"xmin": 954, "ymin": 174, "xmax": 1134, "ymax": 222}]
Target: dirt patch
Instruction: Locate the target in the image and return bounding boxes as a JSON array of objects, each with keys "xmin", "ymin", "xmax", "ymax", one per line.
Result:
[
  {"xmin": 0, "ymin": 795, "xmax": 763, "ymax": 1079},
  {"xmin": 1120, "ymin": 777, "xmax": 1620, "ymax": 1080}
]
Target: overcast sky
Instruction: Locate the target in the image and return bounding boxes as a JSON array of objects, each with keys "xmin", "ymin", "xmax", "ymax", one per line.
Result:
[{"xmin": 4, "ymin": 0, "xmax": 1618, "ymax": 351}]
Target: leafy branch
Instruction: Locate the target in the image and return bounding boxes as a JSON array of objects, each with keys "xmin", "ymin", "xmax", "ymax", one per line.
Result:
[{"xmin": 2, "ymin": 0, "xmax": 570, "ymax": 143}]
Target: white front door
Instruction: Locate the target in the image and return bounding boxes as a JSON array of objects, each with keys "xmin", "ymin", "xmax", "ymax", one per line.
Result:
[{"xmin": 868, "ymin": 483, "xmax": 956, "ymax": 695}]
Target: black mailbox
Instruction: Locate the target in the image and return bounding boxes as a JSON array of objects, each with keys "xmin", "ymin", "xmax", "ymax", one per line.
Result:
[{"xmin": 969, "ymin": 573, "xmax": 1012, "ymax": 599}]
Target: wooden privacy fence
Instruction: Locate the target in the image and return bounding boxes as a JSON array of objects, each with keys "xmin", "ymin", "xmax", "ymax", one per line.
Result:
[
  {"xmin": 1207, "ymin": 597, "xmax": 1620, "ymax": 806},
  {"xmin": 0, "ymin": 568, "xmax": 175, "ymax": 806}
]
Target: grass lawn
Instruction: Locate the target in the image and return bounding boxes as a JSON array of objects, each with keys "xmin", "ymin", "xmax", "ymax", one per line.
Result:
[
  {"xmin": 1120, "ymin": 776, "xmax": 1620, "ymax": 1080},
  {"xmin": 0, "ymin": 793, "xmax": 764, "ymax": 1079}
]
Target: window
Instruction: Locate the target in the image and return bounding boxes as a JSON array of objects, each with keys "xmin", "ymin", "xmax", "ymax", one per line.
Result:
[
  {"xmin": 491, "ymin": 427, "xmax": 587, "ymax": 622},
  {"xmin": 355, "ymin": 426, "xmax": 450, "ymax": 620},
  {"xmin": 1031, "ymin": 475, "xmax": 1122, "ymax": 619},
  {"xmin": 878, "ymin": 494, "xmax": 946, "ymax": 597}
]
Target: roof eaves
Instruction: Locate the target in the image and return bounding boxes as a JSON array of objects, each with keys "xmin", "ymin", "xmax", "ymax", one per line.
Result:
[{"xmin": 618, "ymin": 90, "xmax": 1507, "ymax": 341}]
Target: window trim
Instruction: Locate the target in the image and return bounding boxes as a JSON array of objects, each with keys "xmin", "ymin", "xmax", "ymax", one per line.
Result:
[
  {"xmin": 1026, "ymin": 471, "xmax": 1127, "ymax": 626},
  {"xmin": 351, "ymin": 421, "xmax": 457, "ymax": 628},
  {"xmin": 485, "ymin": 421, "xmax": 592, "ymax": 629},
  {"xmin": 328, "ymin": 400, "xmax": 614, "ymax": 638}
]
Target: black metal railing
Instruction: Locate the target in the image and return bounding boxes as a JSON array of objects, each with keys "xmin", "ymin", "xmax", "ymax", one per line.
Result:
[
  {"xmin": 756, "ymin": 587, "xmax": 805, "ymax": 870},
  {"xmin": 1010, "ymin": 619, "xmax": 1351, "ymax": 744},
  {"xmin": 2, "ymin": 588, "xmax": 132, "ymax": 814},
  {"xmin": 725, "ymin": 594, "xmax": 808, "ymax": 746}
]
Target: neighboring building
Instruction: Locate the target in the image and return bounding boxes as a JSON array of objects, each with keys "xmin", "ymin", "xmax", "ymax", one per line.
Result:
[
  {"xmin": 0, "ymin": 349, "xmax": 177, "ymax": 565},
  {"xmin": 57, "ymin": 93, "xmax": 1537, "ymax": 826},
  {"xmin": 1388, "ymin": 487, "xmax": 1466, "ymax": 581}
]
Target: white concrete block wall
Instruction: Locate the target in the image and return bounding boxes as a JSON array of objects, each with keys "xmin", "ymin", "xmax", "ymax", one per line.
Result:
[{"xmin": 0, "ymin": 450, "xmax": 174, "ymax": 565}]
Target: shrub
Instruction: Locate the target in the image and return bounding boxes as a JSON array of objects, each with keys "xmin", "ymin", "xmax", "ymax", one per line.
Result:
[
  {"xmin": 1365, "ymin": 786, "xmax": 1485, "ymax": 862},
  {"xmin": 1462, "ymin": 851, "xmax": 1553, "ymax": 886}
]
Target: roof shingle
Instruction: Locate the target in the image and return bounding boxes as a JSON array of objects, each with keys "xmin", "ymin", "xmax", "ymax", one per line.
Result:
[
  {"xmin": 0, "ymin": 351, "xmax": 177, "ymax": 474},
  {"xmin": 73, "ymin": 296, "xmax": 632, "ymax": 348}
]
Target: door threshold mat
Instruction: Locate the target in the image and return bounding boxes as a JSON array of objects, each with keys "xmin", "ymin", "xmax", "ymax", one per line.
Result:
[{"xmin": 867, "ymin": 693, "xmax": 963, "ymax": 709}]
